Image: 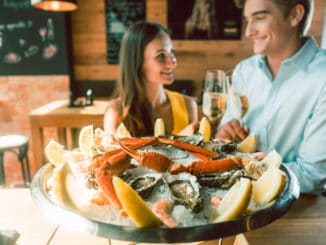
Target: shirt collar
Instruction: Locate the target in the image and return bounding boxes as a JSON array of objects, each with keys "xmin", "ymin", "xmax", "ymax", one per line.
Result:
[{"xmin": 255, "ymin": 36, "xmax": 319, "ymax": 71}]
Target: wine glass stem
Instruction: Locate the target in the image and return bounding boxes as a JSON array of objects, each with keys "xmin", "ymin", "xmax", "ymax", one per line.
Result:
[{"xmin": 239, "ymin": 118, "xmax": 244, "ymax": 127}]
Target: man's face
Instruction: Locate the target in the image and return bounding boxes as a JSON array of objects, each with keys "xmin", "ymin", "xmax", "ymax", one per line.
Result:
[{"xmin": 243, "ymin": 0, "xmax": 297, "ymax": 57}]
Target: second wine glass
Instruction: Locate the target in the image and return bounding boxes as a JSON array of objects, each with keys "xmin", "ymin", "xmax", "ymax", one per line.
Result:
[
  {"xmin": 226, "ymin": 75, "xmax": 249, "ymax": 126},
  {"xmin": 202, "ymin": 69, "xmax": 227, "ymax": 120}
]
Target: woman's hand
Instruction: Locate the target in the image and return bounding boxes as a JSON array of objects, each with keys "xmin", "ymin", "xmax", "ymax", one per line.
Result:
[{"xmin": 215, "ymin": 120, "xmax": 249, "ymax": 142}]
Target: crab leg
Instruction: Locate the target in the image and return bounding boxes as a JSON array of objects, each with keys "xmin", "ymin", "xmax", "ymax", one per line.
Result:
[
  {"xmin": 96, "ymin": 164, "xmax": 123, "ymax": 210},
  {"xmin": 119, "ymin": 137, "xmax": 157, "ymax": 147},
  {"xmin": 187, "ymin": 156, "xmax": 243, "ymax": 175},
  {"xmin": 157, "ymin": 138, "xmax": 218, "ymax": 158},
  {"xmin": 117, "ymin": 140, "xmax": 174, "ymax": 172}
]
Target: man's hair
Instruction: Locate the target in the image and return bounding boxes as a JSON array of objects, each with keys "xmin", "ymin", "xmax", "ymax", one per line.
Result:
[{"xmin": 234, "ymin": 0, "xmax": 314, "ymax": 35}]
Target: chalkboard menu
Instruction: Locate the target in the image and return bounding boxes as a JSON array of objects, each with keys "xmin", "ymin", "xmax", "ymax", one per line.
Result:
[
  {"xmin": 0, "ymin": 0, "xmax": 69, "ymax": 75},
  {"xmin": 105, "ymin": 0, "xmax": 145, "ymax": 64}
]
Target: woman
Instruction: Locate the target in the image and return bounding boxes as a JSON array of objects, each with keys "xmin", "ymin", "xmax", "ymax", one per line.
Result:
[{"xmin": 104, "ymin": 21, "xmax": 198, "ymax": 137}]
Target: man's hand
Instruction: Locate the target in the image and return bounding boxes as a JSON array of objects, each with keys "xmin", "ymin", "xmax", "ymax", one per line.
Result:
[{"xmin": 215, "ymin": 120, "xmax": 249, "ymax": 142}]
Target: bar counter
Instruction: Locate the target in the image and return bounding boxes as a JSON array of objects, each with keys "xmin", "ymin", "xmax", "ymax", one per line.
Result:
[{"xmin": 0, "ymin": 188, "xmax": 325, "ymax": 245}]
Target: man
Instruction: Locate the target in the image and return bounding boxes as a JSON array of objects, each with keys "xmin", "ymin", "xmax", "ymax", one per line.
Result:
[{"xmin": 218, "ymin": 0, "xmax": 326, "ymax": 194}]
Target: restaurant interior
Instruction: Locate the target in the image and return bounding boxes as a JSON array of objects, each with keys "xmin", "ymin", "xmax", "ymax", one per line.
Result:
[{"xmin": 0, "ymin": 0, "xmax": 325, "ymax": 244}]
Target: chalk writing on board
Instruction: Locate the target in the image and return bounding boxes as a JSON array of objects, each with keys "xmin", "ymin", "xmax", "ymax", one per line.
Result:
[
  {"xmin": 0, "ymin": 1, "xmax": 69, "ymax": 75},
  {"xmin": 105, "ymin": 0, "xmax": 145, "ymax": 64}
]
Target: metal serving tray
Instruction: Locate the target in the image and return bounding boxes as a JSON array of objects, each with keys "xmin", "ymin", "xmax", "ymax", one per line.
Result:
[{"xmin": 30, "ymin": 163, "xmax": 299, "ymax": 243}]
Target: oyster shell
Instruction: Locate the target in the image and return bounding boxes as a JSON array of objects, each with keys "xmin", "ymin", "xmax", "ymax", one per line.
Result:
[
  {"xmin": 120, "ymin": 166, "xmax": 163, "ymax": 198},
  {"xmin": 164, "ymin": 173, "xmax": 202, "ymax": 212},
  {"xmin": 202, "ymin": 140, "xmax": 237, "ymax": 156},
  {"xmin": 197, "ymin": 169, "xmax": 245, "ymax": 189},
  {"xmin": 128, "ymin": 173, "xmax": 163, "ymax": 198}
]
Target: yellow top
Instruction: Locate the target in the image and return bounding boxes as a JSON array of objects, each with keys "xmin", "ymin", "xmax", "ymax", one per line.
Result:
[{"xmin": 165, "ymin": 89, "xmax": 189, "ymax": 134}]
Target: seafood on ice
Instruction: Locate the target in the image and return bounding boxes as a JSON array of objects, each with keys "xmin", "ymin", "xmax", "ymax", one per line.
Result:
[{"xmin": 45, "ymin": 127, "xmax": 287, "ymax": 228}]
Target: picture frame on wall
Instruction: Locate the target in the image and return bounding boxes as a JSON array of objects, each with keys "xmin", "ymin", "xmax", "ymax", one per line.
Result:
[
  {"xmin": 105, "ymin": 0, "xmax": 146, "ymax": 64},
  {"xmin": 0, "ymin": 0, "xmax": 70, "ymax": 75},
  {"xmin": 168, "ymin": 0, "xmax": 242, "ymax": 40}
]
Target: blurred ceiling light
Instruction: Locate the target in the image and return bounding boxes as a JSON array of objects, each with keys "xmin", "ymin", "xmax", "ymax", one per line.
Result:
[{"xmin": 31, "ymin": 0, "xmax": 78, "ymax": 12}]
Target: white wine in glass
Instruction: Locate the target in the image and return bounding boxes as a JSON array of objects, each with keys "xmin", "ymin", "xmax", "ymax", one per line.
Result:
[
  {"xmin": 226, "ymin": 76, "xmax": 250, "ymax": 125},
  {"xmin": 202, "ymin": 69, "xmax": 227, "ymax": 119}
]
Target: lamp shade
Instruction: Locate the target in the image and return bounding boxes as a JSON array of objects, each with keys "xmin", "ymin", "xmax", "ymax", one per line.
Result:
[{"xmin": 31, "ymin": 0, "xmax": 78, "ymax": 12}]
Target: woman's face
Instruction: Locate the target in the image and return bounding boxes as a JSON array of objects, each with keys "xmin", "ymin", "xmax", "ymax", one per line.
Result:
[
  {"xmin": 244, "ymin": 0, "xmax": 298, "ymax": 57},
  {"xmin": 142, "ymin": 32, "xmax": 177, "ymax": 86}
]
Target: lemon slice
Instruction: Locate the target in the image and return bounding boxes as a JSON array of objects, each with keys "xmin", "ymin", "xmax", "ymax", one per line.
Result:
[
  {"xmin": 79, "ymin": 125, "xmax": 94, "ymax": 153},
  {"xmin": 262, "ymin": 149, "xmax": 282, "ymax": 168},
  {"xmin": 94, "ymin": 127, "xmax": 105, "ymax": 146},
  {"xmin": 45, "ymin": 139, "xmax": 67, "ymax": 166},
  {"xmin": 52, "ymin": 162, "xmax": 88, "ymax": 211},
  {"xmin": 52, "ymin": 163, "xmax": 76, "ymax": 209},
  {"xmin": 116, "ymin": 122, "xmax": 131, "ymax": 138},
  {"xmin": 214, "ymin": 177, "xmax": 252, "ymax": 222},
  {"xmin": 154, "ymin": 118, "xmax": 165, "ymax": 137},
  {"xmin": 112, "ymin": 177, "xmax": 161, "ymax": 228},
  {"xmin": 252, "ymin": 166, "xmax": 286, "ymax": 205},
  {"xmin": 236, "ymin": 134, "xmax": 258, "ymax": 153},
  {"xmin": 198, "ymin": 117, "xmax": 211, "ymax": 142}
]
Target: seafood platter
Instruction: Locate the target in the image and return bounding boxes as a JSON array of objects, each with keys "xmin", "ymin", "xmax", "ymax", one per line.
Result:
[{"xmin": 30, "ymin": 125, "xmax": 300, "ymax": 243}]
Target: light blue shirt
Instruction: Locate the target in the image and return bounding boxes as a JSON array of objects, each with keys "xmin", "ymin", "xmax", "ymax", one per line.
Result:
[{"xmin": 222, "ymin": 37, "xmax": 326, "ymax": 194}]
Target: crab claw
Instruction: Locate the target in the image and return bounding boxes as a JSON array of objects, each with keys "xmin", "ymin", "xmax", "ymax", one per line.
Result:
[
  {"xmin": 96, "ymin": 164, "xmax": 123, "ymax": 210},
  {"xmin": 117, "ymin": 139, "xmax": 174, "ymax": 172}
]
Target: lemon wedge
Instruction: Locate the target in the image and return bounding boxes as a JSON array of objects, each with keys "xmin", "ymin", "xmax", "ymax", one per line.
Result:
[
  {"xmin": 116, "ymin": 122, "xmax": 131, "ymax": 138},
  {"xmin": 52, "ymin": 162, "xmax": 88, "ymax": 211},
  {"xmin": 45, "ymin": 139, "xmax": 67, "ymax": 166},
  {"xmin": 94, "ymin": 127, "xmax": 105, "ymax": 146},
  {"xmin": 112, "ymin": 177, "xmax": 161, "ymax": 228},
  {"xmin": 79, "ymin": 125, "xmax": 94, "ymax": 153},
  {"xmin": 252, "ymin": 166, "xmax": 285, "ymax": 205},
  {"xmin": 262, "ymin": 149, "xmax": 282, "ymax": 168},
  {"xmin": 215, "ymin": 177, "xmax": 252, "ymax": 222},
  {"xmin": 154, "ymin": 118, "xmax": 165, "ymax": 137},
  {"xmin": 198, "ymin": 117, "xmax": 211, "ymax": 142},
  {"xmin": 52, "ymin": 163, "xmax": 76, "ymax": 209},
  {"xmin": 236, "ymin": 134, "xmax": 258, "ymax": 153}
]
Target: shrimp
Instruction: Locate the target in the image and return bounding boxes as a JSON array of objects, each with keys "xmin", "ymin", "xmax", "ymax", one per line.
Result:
[{"xmin": 152, "ymin": 199, "xmax": 178, "ymax": 228}]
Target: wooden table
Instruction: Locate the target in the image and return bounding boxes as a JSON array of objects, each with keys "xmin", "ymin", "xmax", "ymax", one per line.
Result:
[
  {"xmin": 0, "ymin": 188, "xmax": 325, "ymax": 245},
  {"xmin": 29, "ymin": 100, "xmax": 107, "ymax": 169}
]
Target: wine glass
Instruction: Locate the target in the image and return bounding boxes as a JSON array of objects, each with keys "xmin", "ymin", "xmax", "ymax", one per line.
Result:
[
  {"xmin": 226, "ymin": 75, "xmax": 249, "ymax": 126},
  {"xmin": 202, "ymin": 69, "xmax": 227, "ymax": 120}
]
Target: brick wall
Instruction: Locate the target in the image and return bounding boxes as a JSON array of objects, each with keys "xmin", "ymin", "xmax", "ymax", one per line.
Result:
[{"xmin": 0, "ymin": 75, "xmax": 69, "ymax": 183}]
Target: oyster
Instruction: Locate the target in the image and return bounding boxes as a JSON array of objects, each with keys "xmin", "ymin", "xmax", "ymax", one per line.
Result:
[
  {"xmin": 128, "ymin": 173, "xmax": 163, "ymax": 198},
  {"xmin": 120, "ymin": 166, "xmax": 163, "ymax": 198},
  {"xmin": 197, "ymin": 169, "xmax": 245, "ymax": 189},
  {"xmin": 164, "ymin": 173, "xmax": 202, "ymax": 212},
  {"xmin": 168, "ymin": 133, "xmax": 204, "ymax": 146},
  {"xmin": 202, "ymin": 140, "xmax": 237, "ymax": 156}
]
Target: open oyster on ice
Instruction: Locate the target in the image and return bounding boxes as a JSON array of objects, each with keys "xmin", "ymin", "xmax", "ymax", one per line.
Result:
[{"xmin": 165, "ymin": 172, "xmax": 202, "ymax": 212}]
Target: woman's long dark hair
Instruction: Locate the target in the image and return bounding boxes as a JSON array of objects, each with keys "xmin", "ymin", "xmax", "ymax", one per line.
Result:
[{"xmin": 114, "ymin": 21, "xmax": 169, "ymax": 136}]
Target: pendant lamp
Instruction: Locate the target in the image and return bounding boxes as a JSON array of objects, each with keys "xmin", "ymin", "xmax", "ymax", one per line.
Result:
[{"xmin": 31, "ymin": 0, "xmax": 78, "ymax": 12}]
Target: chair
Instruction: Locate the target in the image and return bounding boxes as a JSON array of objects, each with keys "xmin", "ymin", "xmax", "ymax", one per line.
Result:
[{"xmin": 0, "ymin": 135, "xmax": 31, "ymax": 187}]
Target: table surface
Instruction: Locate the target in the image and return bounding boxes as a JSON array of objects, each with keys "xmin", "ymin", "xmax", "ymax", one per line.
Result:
[
  {"xmin": 29, "ymin": 100, "xmax": 107, "ymax": 168},
  {"xmin": 0, "ymin": 188, "xmax": 325, "ymax": 245}
]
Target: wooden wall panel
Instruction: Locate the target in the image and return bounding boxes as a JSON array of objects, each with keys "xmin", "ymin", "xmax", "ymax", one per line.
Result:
[{"xmin": 71, "ymin": 0, "xmax": 325, "ymax": 97}]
